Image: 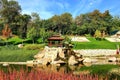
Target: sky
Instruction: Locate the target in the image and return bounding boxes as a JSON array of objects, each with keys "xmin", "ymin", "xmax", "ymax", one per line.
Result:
[{"xmin": 17, "ymin": 0, "xmax": 120, "ymax": 19}]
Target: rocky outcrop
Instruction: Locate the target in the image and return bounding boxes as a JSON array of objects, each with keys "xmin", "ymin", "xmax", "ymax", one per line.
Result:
[
  {"xmin": 33, "ymin": 48, "xmax": 120, "ymax": 66},
  {"xmin": 34, "ymin": 46, "xmax": 83, "ymax": 65}
]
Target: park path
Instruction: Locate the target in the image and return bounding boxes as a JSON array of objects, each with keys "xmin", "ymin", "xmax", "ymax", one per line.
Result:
[
  {"xmin": 70, "ymin": 36, "xmax": 90, "ymax": 42},
  {"xmin": 105, "ymin": 37, "xmax": 120, "ymax": 42}
]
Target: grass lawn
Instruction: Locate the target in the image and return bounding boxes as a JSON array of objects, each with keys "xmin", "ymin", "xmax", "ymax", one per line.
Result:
[
  {"xmin": 0, "ymin": 45, "xmax": 39, "ymax": 62},
  {"xmin": 73, "ymin": 37, "xmax": 120, "ymax": 49},
  {"xmin": 0, "ymin": 37, "xmax": 120, "ymax": 62}
]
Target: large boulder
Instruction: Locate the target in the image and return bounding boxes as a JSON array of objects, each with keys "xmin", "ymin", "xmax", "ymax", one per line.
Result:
[
  {"xmin": 68, "ymin": 55, "xmax": 78, "ymax": 65},
  {"xmin": 51, "ymin": 60, "xmax": 65, "ymax": 65},
  {"xmin": 58, "ymin": 48, "xmax": 65, "ymax": 59},
  {"xmin": 18, "ymin": 44, "xmax": 24, "ymax": 48},
  {"xmin": 83, "ymin": 58, "xmax": 92, "ymax": 63},
  {"xmin": 42, "ymin": 58, "xmax": 51, "ymax": 65},
  {"xmin": 108, "ymin": 57, "xmax": 117, "ymax": 62}
]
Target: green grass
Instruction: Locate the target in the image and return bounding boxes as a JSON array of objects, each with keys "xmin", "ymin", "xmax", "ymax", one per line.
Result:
[
  {"xmin": 73, "ymin": 37, "xmax": 120, "ymax": 49},
  {"xmin": 79, "ymin": 64, "xmax": 119, "ymax": 75},
  {"xmin": 7, "ymin": 37, "xmax": 33, "ymax": 45},
  {"xmin": 0, "ymin": 45, "xmax": 39, "ymax": 62},
  {"xmin": 7, "ymin": 36, "xmax": 23, "ymax": 43},
  {"xmin": 24, "ymin": 44, "xmax": 45, "ymax": 50}
]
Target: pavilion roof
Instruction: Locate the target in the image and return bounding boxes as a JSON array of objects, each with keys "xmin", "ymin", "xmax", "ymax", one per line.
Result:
[{"xmin": 48, "ymin": 35, "xmax": 64, "ymax": 40}]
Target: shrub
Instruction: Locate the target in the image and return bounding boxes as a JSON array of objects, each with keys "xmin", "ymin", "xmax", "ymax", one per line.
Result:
[
  {"xmin": 85, "ymin": 34, "xmax": 91, "ymax": 37},
  {"xmin": 24, "ymin": 44, "xmax": 45, "ymax": 50},
  {"xmin": 94, "ymin": 30, "xmax": 102, "ymax": 40},
  {"xmin": 0, "ymin": 37, "xmax": 5, "ymax": 46},
  {"xmin": 63, "ymin": 35, "xmax": 72, "ymax": 43},
  {"xmin": 0, "ymin": 68, "xmax": 99, "ymax": 80},
  {"xmin": 95, "ymin": 37, "xmax": 102, "ymax": 40},
  {"xmin": 7, "ymin": 36, "xmax": 23, "ymax": 44},
  {"xmin": 22, "ymin": 38, "xmax": 32, "ymax": 44},
  {"xmin": 7, "ymin": 37, "xmax": 34, "ymax": 44},
  {"xmin": 36, "ymin": 38, "xmax": 43, "ymax": 43}
]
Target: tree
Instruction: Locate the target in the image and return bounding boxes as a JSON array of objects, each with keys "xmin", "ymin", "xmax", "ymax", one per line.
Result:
[
  {"xmin": 40, "ymin": 19, "xmax": 53, "ymax": 31},
  {"xmin": 2, "ymin": 24, "xmax": 11, "ymax": 39},
  {"xmin": 49, "ymin": 13, "xmax": 73, "ymax": 35},
  {"xmin": 50, "ymin": 15, "xmax": 62, "ymax": 33},
  {"xmin": 39, "ymin": 28, "xmax": 46, "ymax": 43},
  {"xmin": 0, "ymin": 0, "xmax": 21, "ymax": 24},
  {"xmin": 60, "ymin": 13, "xmax": 73, "ymax": 34},
  {"xmin": 27, "ymin": 27, "xmax": 36, "ymax": 44},
  {"xmin": 40, "ymin": 28, "xmax": 56, "ymax": 42},
  {"xmin": 2, "ymin": 24, "xmax": 12, "ymax": 46},
  {"xmin": 68, "ymin": 23, "xmax": 77, "ymax": 35},
  {"xmin": 26, "ymin": 13, "xmax": 41, "ymax": 43},
  {"xmin": 75, "ymin": 14, "xmax": 84, "ymax": 26},
  {"xmin": 30, "ymin": 12, "xmax": 41, "ymax": 38},
  {"xmin": 0, "ymin": 0, "xmax": 21, "ymax": 36},
  {"xmin": 110, "ymin": 16, "xmax": 120, "ymax": 34},
  {"xmin": 102, "ymin": 10, "xmax": 112, "ymax": 35},
  {"xmin": 94, "ymin": 30, "xmax": 101, "ymax": 40},
  {"xmin": 18, "ymin": 14, "xmax": 31, "ymax": 39},
  {"xmin": 74, "ymin": 10, "xmax": 113, "ymax": 36},
  {"xmin": 0, "ymin": 18, "xmax": 4, "ymax": 35},
  {"xmin": 31, "ymin": 12, "xmax": 40, "ymax": 22}
]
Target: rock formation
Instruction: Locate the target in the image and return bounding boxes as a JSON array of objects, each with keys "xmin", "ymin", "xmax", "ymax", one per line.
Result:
[{"xmin": 34, "ymin": 46, "xmax": 83, "ymax": 66}]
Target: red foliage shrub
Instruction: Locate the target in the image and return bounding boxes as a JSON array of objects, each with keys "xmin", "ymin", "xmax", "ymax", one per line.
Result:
[
  {"xmin": 2, "ymin": 24, "xmax": 12, "ymax": 39},
  {"xmin": 0, "ymin": 68, "xmax": 99, "ymax": 80}
]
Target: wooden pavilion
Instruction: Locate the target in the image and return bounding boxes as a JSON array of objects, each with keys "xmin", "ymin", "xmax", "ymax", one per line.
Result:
[{"xmin": 48, "ymin": 35, "xmax": 64, "ymax": 47}]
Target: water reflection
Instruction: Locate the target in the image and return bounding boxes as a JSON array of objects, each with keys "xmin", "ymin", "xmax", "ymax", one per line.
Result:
[
  {"xmin": 0, "ymin": 64, "xmax": 80, "ymax": 74},
  {"xmin": 28, "ymin": 64, "xmax": 80, "ymax": 74}
]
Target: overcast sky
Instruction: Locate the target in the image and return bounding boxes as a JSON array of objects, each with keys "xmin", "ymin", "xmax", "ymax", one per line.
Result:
[{"xmin": 17, "ymin": 0, "xmax": 120, "ymax": 19}]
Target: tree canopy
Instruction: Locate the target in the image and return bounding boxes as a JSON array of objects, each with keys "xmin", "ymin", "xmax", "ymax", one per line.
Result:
[{"xmin": 0, "ymin": 0, "xmax": 120, "ymax": 43}]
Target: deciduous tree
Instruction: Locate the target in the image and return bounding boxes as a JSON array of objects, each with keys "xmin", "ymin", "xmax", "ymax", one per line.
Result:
[{"xmin": 2, "ymin": 24, "xmax": 11, "ymax": 39}]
